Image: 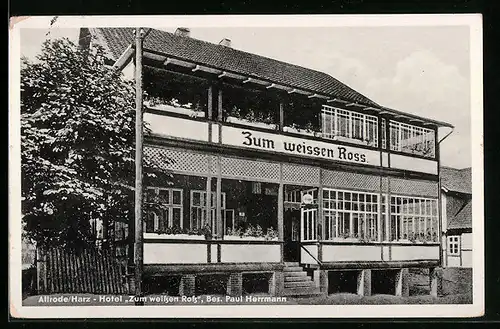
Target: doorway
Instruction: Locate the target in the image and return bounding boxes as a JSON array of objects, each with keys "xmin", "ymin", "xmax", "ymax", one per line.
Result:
[{"xmin": 284, "ymin": 208, "xmax": 300, "ymax": 262}]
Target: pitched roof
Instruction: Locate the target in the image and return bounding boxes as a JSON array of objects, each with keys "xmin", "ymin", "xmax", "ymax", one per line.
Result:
[
  {"xmin": 448, "ymin": 199, "xmax": 472, "ymax": 230},
  {"xmin": 92, "ymin": 27, "xmax": 381, "ymax": 107},
  {"xmin": 440, "ymin": 166, "xmax": 472, "ymax": 194}
]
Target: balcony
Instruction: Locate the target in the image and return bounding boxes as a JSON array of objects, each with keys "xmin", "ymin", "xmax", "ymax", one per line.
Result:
[{"xmin": 142, "ymin": 65, "xmax": 438, "ymax": 174}]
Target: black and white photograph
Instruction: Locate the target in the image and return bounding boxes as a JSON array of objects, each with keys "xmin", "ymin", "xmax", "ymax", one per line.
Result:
[{"xmin": 9, "ymin": 15, "xmax": 484, "ymax": 318}]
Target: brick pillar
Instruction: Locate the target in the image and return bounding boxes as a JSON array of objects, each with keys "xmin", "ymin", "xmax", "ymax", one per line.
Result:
[
  {"xmin": 179, "ymin": 274, "xmax": 196, "ymax": 296},
  {"xmin": 319, "ymin": 270, "xmax": 329, "ymax": 294},
  {"xmin": 272, "ymin": 271, "xmax": 285, "ymax": 296},
  {"xmin": 226, "ymin": 272, "xmax": 243, "ymax": 296},
  {"xmin": 312, "ymin": 269, "xmax": 321, "ymax": 289},
  {"xmin": 430, "ymin": 267, "xmax": 443, "ymax": 297},
  {"xmin": 357, "ymin": 269, "xmax": 372, "ymax": 296},
  {"xmin": 395, "ymin": 268, "xmax": 409, "ymax": 297}
]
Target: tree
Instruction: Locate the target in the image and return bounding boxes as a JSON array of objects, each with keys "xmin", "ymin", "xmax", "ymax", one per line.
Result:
[{"xmin": 21, "ymin": 37, "xmax": 167, "ymax": 249}]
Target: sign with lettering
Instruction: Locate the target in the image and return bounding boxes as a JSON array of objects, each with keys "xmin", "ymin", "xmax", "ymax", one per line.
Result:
[
  {"xmin": 301, "ymin": 193, "xmax": 314, "ymax": 205},
  {"xmin": 220, "ymin": 126, "xmax": 381, "ymax": 167}
]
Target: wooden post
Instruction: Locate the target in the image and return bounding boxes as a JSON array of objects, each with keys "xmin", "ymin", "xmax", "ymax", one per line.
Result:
[
  {"xmin": 385, "ymin": 116, "xmax": 392, "ymax": 242},
  {"xmin": 395, "ymin": 268, "xmax": 409, "ymax": 297},
  {"xmin": 279, "ymin": 101, "xmax": 284, "ymax": 131},
  {"xmin": 430, "ymin": 267, "xmax": 443, "ymax": 297},
  {"xmin": 134, "ymin": 27, "xmax": 145, "ymax": 305},
  {"xmin": 206, "ymin": 159, "xmax": 212, "ymax": 232},
  {"xmin": 278, "ymin": 163, "xmax": 284, "ymax": 262},
  {"xmin": 207, "ymin": 85, "xmax": 213, "ymax": 120},
  {"xmin": 318, "ymin": 169, "xmax": 324, "ymax": 262},
  {"xmin": 216, "ymin": 157, "xmax": 222, "ymax": 239},
  {"xmin": 36, "ymin": 248, "xmax": 47, "ymax": 294},
  {"xmin": 217, "ymin": 88, "xmax": 223, "ymax": 121},
  {"xmin": 357, "ymin": 269, "xmax": 372, "ymax": 296},
  {"xmin": 216, "ymin": 88, "xmax": 223, "ymax": 239}
]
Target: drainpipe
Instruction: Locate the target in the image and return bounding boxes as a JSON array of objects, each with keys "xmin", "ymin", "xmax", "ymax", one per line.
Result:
[{"xmin": 436, "ymin": 126, "xmax": 454, "ymax": 269}]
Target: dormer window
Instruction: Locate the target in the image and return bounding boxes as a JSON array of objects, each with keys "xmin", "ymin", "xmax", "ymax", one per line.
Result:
[{"xmin": 321, "ymin": 105, "xmax": 378, "ymax": 147}]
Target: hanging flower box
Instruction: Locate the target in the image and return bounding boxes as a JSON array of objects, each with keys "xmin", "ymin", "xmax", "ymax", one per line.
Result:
[
  {"xmin": 226, "ymin": 116, "xmax": 277, "ymax": 130},
  {"xmin": 223, "ymin": 235, "xmax": 278, "ymax": 241},
  {"xmin": 144, "ymin": 232, "xmax": 205, "ymax": 240},
  {"xmin": 283, "ymin": 126, "xmax": 319, "ymax": 137},
  {"xmin": 145, "ymin": 101, "xmax": 205, "ymax": 118}
]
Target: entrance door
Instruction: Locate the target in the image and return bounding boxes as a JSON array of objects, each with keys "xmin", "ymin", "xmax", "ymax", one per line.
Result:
[
  {"xmin": 301, "ymin": 207, "xmax": 318, "ymax": 242},
  {"xmin": 283, "ymin": 209, "xmax": 300, "ymax": 262}
]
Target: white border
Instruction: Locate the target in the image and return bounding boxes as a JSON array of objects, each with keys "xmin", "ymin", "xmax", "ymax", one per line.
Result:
[{"xmin": 9, "ymin": 14, "xmax": 484, "ymax": 318}]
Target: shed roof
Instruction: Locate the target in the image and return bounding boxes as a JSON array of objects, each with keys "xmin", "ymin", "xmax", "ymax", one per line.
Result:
[{"xmin": 441, "ymin": 166, "xmax": 472, "ymax": 195}]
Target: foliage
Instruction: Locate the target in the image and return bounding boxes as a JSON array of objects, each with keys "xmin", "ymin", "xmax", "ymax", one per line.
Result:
[
  {"xmin": 154, "ymin": 224, "xmax": 213, "ymax": 239},
  {"xmin": 222, "ymin": 84, "xmax": 278, "ymax": 125},
  {"xmin": 226, "ymin": 224, "xmax": 278, "ymax": 240},
  {"xmin": 21, "ymin": 38, "xmax": 169, "ymax": 249},
  {"xmin": 143, "ymin": 66, "xmax": 208, "ymax": 112}
]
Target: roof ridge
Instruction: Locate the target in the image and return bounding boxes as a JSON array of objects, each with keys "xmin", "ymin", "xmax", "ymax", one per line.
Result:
[{"xmin": 155, "ymin": 28, "xmax": 339, "ymax": 78}]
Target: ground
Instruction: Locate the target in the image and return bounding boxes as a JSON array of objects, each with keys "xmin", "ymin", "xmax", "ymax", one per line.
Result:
[{"xmin": 22, "ymin": 268, "xmax": 473, "ymax": 306}]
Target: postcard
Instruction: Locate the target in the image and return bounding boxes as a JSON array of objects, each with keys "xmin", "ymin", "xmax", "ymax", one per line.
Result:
[{"xmin": 9, "ymin": 14, "xmax": 484, "ymax": 318}]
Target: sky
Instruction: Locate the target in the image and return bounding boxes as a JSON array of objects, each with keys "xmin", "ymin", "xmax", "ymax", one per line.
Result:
[{"xmin": 20, "ymin": 25, "xmax": 472, "ymax": 169}]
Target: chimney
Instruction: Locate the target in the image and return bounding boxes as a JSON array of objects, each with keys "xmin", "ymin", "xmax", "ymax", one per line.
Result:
[
  {"xmin": 219, "ymin": 38, "xmax": 232, "ymax": 47},
  {"xmin": 174, "ymin": 27, "xmax": 191, "ymax": 37}
]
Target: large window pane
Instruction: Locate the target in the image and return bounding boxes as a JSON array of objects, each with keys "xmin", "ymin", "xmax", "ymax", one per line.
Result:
[
  {"xmin": 389, "ymin": 195, "xmax": 438, "ymax": 243},
  {"xmin": 223, "ymin": 179, "xmax": 278, "ymax": 239},
  {"xmin": 389, "ymin": 120, "xmax": 436, "ymax": 158},
  {"xmin": 322, "ymin": 188, "xmax": 380, "ymax": 241}
]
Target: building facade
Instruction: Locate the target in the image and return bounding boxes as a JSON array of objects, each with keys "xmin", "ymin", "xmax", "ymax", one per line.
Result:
[
  {"xmin": 84, "ymin": 27, "xmax": 453, "ymax": 297},
  {"xmin": 440, "ymin": 167, "xmax": 472, "ymax": 268}
]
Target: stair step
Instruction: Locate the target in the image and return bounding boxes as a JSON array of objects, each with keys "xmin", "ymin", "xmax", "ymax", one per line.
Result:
[
  {"xmin": 283, "ymin": 266, "xmax": 304, "ymax": 272},
  {"xmin": 284, "ymin": 281, "xmax": 316, "ymax": 288},
  {"xmin": 284, "ymin": 271, "xmax": 307, "ymax": 276},
  {"xmin": 284, "ymin": 275, "xmax": 311, "ymax": 282},
  {"xmin": 283, "ymin": 287, "xmax": 322, "ymax": 297},
  {"xmin": 284, "ymin": 262, "xmax": 300, "ymax": 266}
]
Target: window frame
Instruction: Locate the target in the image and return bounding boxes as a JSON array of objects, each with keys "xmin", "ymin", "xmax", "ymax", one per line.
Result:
[
  {"xmin": 321, "ymin": 105, "xmax": 379, "ymax": 147},
  {"xmin": 322, "ymin": 187, "xmax": 380, "ymax": 242},
  {"xmin": 389, "ymin": 194, "xmax": 439, "ymax": 243},
  {"xmin": 190, "ymin": 190, "xmax": 226, "ymax": 235},
  {"xmin": 145, "ymin": 187, "xmax": 184, "ymax": 233},
  {"xmin": 447, "ymin": 235, "xmax": 461, "ymax": 256},
  {"xmin": 389, "ymin": 120, "xmax": 436, "ymax": 158}
]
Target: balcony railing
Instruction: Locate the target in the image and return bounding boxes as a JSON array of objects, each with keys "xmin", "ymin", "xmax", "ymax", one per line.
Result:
[
  {"xmin": 389, "ymin": 121, "xmax": 436, "ymax": 158},
  {"xmin": 321, "ymin": 105, "xmax": 378, "ymax": 147}
]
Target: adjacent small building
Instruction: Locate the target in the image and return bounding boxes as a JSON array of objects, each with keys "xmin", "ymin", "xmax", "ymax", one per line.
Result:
[{"xmin": 440, "ymin": 167, "xmax": 472, "ymax": 268}]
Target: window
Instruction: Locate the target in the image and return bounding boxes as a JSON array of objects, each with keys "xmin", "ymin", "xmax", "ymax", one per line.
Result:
[
  {"xmin": 323, "ymin": 188, "xmax": 379, "ymax": 241},
  {"xmin": 322, "ymin": 189, "xmax": 438, "ymax": 243},
  {"xmin": 321, "ymin": 105, "xmax": 378, "ymax": 147},
  {"xmin": 190, "ymin": 190, "xmax": 226, "ymax": 235},
  {"xmin": 389, "ymin": 196, "xmax": 438, "ymax": 242},
  {"xmin": 389, "ymin": 121, "xmax": 436, "ymax": 158},
  {"xmin": 222, "ymin": 179, "xmax": 278, "ymax": 239},
  {"xmin": 448, "ymin": 236, "xmax": 460, "ymax": 255},
  {"xmin": 145, "ymin": 187, "xmax": 183, "ymax": 233}
]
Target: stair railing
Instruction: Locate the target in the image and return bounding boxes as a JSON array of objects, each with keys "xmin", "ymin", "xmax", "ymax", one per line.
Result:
[{"xmin": 299, "ymin": 243, "xmax": 322, "ymax": 266}]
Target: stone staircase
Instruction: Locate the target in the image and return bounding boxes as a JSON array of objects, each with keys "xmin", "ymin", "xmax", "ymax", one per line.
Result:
[{"xmin": 282, "ymin": 262, "xmax": 321, "ymax": 297}]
